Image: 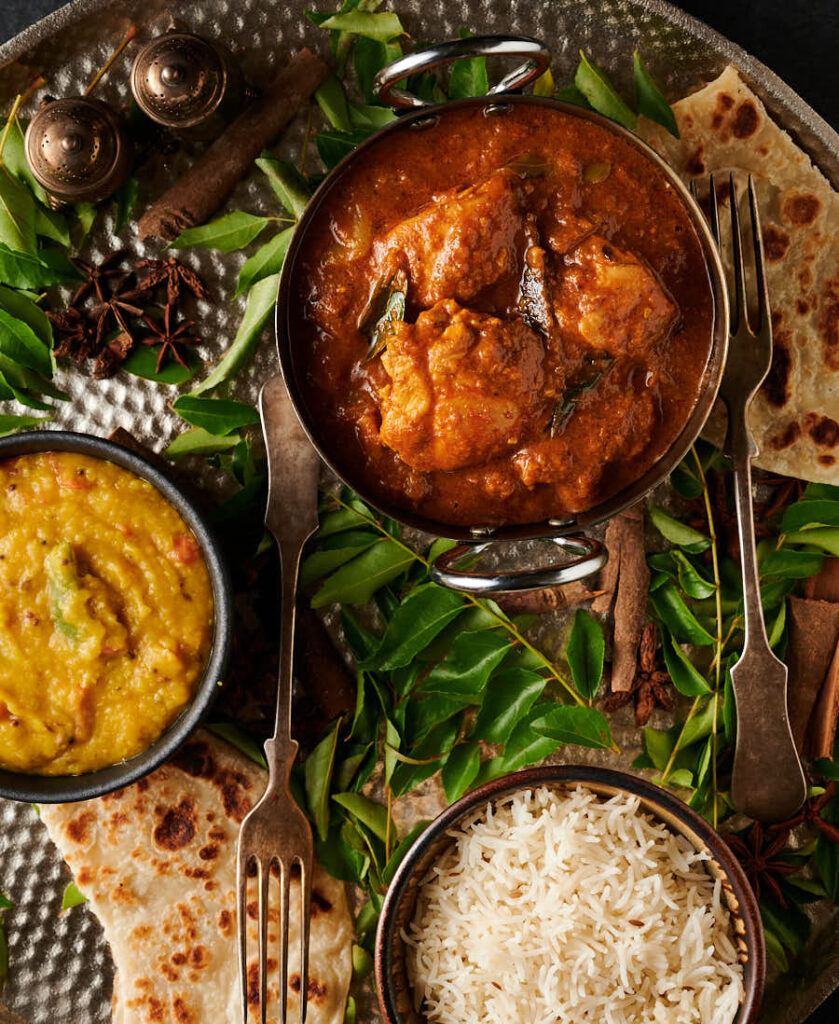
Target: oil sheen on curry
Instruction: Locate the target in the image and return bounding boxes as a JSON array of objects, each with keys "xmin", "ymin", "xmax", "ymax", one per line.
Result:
[
  {"xmin": 0, "ymin": 452, "xmax": 213, "ymax": 775},
  {"xmin": 293, "ymin": 104, "xmax": 715, "ymax": 526}
]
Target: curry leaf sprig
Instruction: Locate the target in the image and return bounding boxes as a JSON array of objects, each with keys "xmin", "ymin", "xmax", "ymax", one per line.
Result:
[
  {"xmin": 632, "ymin": 442, "xmax": 839, "ymax": 969},
  {"xmin": 295, "ymin": 487, "xmax": 615, "ymax": 946}
]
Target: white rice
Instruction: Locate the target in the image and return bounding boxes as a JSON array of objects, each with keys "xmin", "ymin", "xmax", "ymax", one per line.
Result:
[{"xmin": 403, "ymin": 786, "xmax": 745, "ymax": 1024}]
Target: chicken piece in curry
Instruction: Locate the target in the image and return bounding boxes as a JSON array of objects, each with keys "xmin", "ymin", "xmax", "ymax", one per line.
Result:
[{"xmin": 294, "ymin": 104, "xmax": 714, "ymax": 527}]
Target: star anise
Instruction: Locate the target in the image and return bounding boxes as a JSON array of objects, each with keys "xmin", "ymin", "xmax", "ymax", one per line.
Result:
[
  {"xmin": 602, "ymin": 620, "xmax": 674, "ymax": 727},
  {"xmin": 69, "ymin": 249, "xmax": 127, "ymax": 306},
  {"xmin": 723, "ymin": 821, "xmax": 800, "ymax": 907},
  {"xmin": 46, "ymin": 307, "xmax": 97, "ymax": 363},
  {"xmin": 93, "ymin": 330, "xmax": 135, "ymax": 380},
  {"xmin": 89, "ymin": 275, "xmax": 144, "ymax": 346},
  {"xmin": 767, "ymin": 781, "xmax": 839, "ymax": 843},
  {"xmin": 134, "ymin": 256, "xmax": 210, "ymax": 306},
  {"xmin": 138, "ymin": 303, "xmax": 200, "ymax": 372}
]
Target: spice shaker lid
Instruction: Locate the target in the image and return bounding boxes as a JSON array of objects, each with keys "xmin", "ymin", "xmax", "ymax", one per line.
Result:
[
  {"xmin": 131, "ymin": 31, "xmax": 228, "ymax": 130},
  {"xmin": 24, "ymin": 96, "xmax": 133, "ymax": 204}
]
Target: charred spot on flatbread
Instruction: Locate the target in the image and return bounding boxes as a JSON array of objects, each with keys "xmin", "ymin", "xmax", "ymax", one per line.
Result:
[
  {"xmin": 731, "ymin": 100, "xmax": 760, "ymax": 139},
  {"xmin": 171, "ymin": 739, "xmax": 254, "ymax": 823},
  {"xmin": 762, "ymin": 225, "xmax": 790, "ymax": 263},
  {"xmin": 769, "ymin": 420, "xmax": 801, "ymax": 451},
  {"xmin": 218, "ymin": 909, "xmax": 233, "ymax": 936},
  {"xmin": 154, "ymin": 797, "xmax": 197, "ymax": 851},
  {"xmin": 686, "ymin": 147, "xmax": 705, "ymax": 175},
  {"xmin": 66, "ymin": 811, "xmax": 96, "ymax": 844},
  {"xmin": 804, "ymin": 413, "xmax": 839, "ymax": 448},
  {"xmin": 172, "ymin": 996, "xmax": 195, "ymax": 1023},
  {"xmin": 819, "ymin": 454, "xmax": 836, "ymax": 466},
  {"xmin": 820, "ymin": 295, "xmax": 839, "ymax": 371},
  {"xmin": 763, "ymin": 320, "xmax": 792, "ymax": 407},
  {"xmin": 290, "ymin": 973, "xmax": 329, "ymax": 1004},
  {"xmin": 311, "ymin": 889, "xmax": 333, "ymax": 916},
  {"xmin": 781, "ymin": 192, "xmax": 822, "ymax": 227}
]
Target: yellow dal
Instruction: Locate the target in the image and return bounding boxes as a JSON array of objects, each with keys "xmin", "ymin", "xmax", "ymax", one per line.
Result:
[{"xmin": 0, "ymin": 452, "xmax": 214, "ymax": 775}]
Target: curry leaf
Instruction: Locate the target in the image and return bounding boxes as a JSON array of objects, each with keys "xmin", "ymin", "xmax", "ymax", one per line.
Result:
[
  {"xmin": 0, "ymin": 243, "xmax": 79, "ymax": 289},
  {"xmin": 300, "ymin": 532, "xmax": 378, "ymax": 589},
  {"xmin": 256, "ymin": 156, "xmax": 312, "ymax": 219},
  {"xmin": 419, "ymin": 630, "xmax": 510, "ymax": 697},
  {"xmin": 305, "ymin": 720, "xmax": 341, "ymax": 842},
  {"xmin": 565, "ymin": 610, "xmax": 605, "ymax": 700},
  {"xmin": 761, "ymin": 548, "xmax": 825, "ymax": 579},
  {"xmin": 0, "ymin": 166, "xmax": 36, "ymax": 254},
  {"xmin": 0, "ymin": 412, "xmax": 49, "ymax": 437},
  {"xmin": 382, "ymin": 821, "xmax": 428, "ymax": 885},
  {"xmin": 206, "ymin": 722, "xmax": 268, "ymax": 767},
  {"xmin": 648, "ymin": 503, "xmax": 711, "ymax": 552},
  {"xmin": 815, "ymin": 793, "xmax": 839, "ymax": 902},
  {"xmin": 441, "ymin": 741, "xmax": 481, "ymax": 803},
  {"xmin": 650, "ymin": 583, "xmax": 715, "ymax": 646},
  {"xmin": 353, "ymin": 36, "xmax": 402, "ymax": 104},
  {"xmin": 112, "ymin": 175, "xmax": 140, "ymax": 234},
  {"xmin": 633, "ymin": 51, "xmax": 679, "ymax": 137},
  {"xmin": 782, "ymin": 528, "xmax": 839, "ymax": 558},
  {"xmin": 782, "ymin": 499, "xmax": 839, "ymax": 532},
  {"xmin": 122, "ymin": 344, "xmax": 201, "ymax": 384},
  {"xmin": 0, "ymin": 308, "xmax": 52, "ymax": 377},
  {"xmin": 574, "ymin": 52, "xmax": 637, "ymax": 131},
  {"xmin": 448, "ymin": 41, "xmax": 488, "ymax": 99},
  {"xmin": 316, "ymin": 129, "xmax": 373, "ymax": 170},
  {"xmin": 319, "ymin": 10, "xmax": 404, "ymax": 41},
  {"xmin": 555, "ymin": 84, "xmax": 592, "ymax": 109},
  {"xmin": 659, "ymin": 629, "xmax": 711, "ymax": 696},
  {"xmin": 470, "ymin": 667, "xmax": 546, "ymax": 744},
  {"xmin": 61, "ymin": 881, "xmax": 87, "ymax": 911},
  {"xmin": 332, "ymin": 791, "xmax": 389, "ymax": 842},
  {"xmin": 165, "ymin": 427, "xmax": 241, "ymax": 460},
  {"xmin": 34, "ymin": 206, "xmax": 70, "ymax": 247},
  {"xmin": 236, "ymin": 227, "xmax": 294, "ymax": 298},
  {"xmin": 363, "ymin": 583, "xmax": 464, "ymax": 670},
  {"xmin": 0, "ymin": 285, "xmax": 51, "ymax": 347},
  {"xmin": 530, "ymin": 705, "xmax": 614, "ymax": 750},
  {"xmin": 171, "ymin": 212, "xmax": 270, "ymax": 253},
  {"xmin": 172, "ymin": 395, "xmax": 259, "ymax": 435},
  {"xmin": 316, "ymin": 73, "xmax": 353, "ymax": 132},
  {"xmin": 190, "ymin": 273, "xmax": 280, "ymax": 395},
  {"xmin": 311, "ymin": 539, "xmax": 414, "ymax": 608}
]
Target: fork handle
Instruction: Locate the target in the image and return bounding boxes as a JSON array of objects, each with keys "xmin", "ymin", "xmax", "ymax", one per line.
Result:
[
  {"xmin": 264, "ymin": 535, "xmax": 305, "ymax": 778},
  {"xmin": 725, "ymin": 404, "xmax": 806, "ymax": 822}
]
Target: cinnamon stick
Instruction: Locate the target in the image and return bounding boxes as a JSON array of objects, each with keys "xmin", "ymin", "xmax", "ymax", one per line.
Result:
[
  {"xmin": 601, "ymin": 507, "xmax": 650, "ymax": 693},
  {"xmin": 803, "ymin": 557, "xmax": 839, "ymax": 603},
  {"xmin": 496, "ymin": 581, "xmax": 602, "ymax": 616},
  {"xmin": 139, "ymin": 48, "xmax": 329, "ymax": 241},
  {"xmin": 807, "ymin": 640, "xmax": 839, "ymax": 759},
  {"xmin": 786, "ymin": 594, "xmax": 839, "ymax": 749}
]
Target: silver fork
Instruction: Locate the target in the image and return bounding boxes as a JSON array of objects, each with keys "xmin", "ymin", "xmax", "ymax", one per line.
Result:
[
  {"xmin": 695, "ymin": 173, "xmax": 806, "ymax": 823},
  {"xmin": 236, "ymin": 375, "xmax": 320, "ymax": 1023}
]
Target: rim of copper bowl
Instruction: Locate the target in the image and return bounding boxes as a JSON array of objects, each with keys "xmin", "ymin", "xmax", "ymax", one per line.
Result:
[
  {"xmin": 275, "ymin": 94, "xmax": 730, "ymax": 543},
  {"xmin": 375, "ymin": 764, "xmax": 765, "ymax": 1024},
  {"xmin": 0, "ymin": 429, "xmax": 233, "ymax": 803}
]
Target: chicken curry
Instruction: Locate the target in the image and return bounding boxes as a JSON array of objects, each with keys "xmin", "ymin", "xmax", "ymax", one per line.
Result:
[{"xmin": 292, "ymin": 103, "xmax": 715, "ymax": 527}]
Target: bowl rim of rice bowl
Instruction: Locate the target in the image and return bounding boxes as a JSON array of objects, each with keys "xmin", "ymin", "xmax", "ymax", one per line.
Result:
[{"xmin": 374, "ymin": 764, "xmax": 766, "ymax": 1024}]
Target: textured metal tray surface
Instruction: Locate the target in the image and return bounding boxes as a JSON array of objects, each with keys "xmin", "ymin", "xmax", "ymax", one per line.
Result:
[{"xmin": 0, "ymin": 1, "xmax": 838, "ymax": 1022}]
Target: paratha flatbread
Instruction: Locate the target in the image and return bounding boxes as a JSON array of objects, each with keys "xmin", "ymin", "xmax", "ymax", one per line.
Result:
[
  {"xmin": 642, "ymin": 66, "xmax": 839, "ymax": 481},
  {"xmin": 40, "ymin": 732, "xmax": 352, "ymax": 1024}
]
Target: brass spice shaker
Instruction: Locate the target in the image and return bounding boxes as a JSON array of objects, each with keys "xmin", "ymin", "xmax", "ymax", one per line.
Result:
[
  {"xmin": 24, "ymin": 96, "xmax": 133, "ymax": 205},
  {"xmin": 130, "ymin": 31, "xmax": 247, "ymax": 140}
]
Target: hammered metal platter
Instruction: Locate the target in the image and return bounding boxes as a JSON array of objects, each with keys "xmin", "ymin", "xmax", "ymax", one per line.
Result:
[{"xmin": 1, "ymin": 1, "xmax": 839, "ymax": 1022}]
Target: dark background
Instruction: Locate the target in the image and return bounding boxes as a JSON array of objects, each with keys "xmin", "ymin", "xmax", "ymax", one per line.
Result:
[{"xmin": 1, "ymin": 0, "xmax": 838, "ymax": 1021}]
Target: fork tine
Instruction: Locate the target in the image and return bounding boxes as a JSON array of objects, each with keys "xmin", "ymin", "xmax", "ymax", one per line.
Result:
[
  {"xmin": 747, "ymin": 174, "xmax": 771, "ymax": 334},
  {"xmin": 728, "ymin": 172, "xmax": 749, "ymax": 335},
  {"xmin": 279, "ymin": 861, "xmax": 292, "ymax": 1024},
  {"xmin": 237, "ymin": 849, "xmax": 251, "ymax": 1024},
  {"xmin": 298, "ymin": 857, "xmax": 312, "ymax": 1024},
  {"xmin": 258, "ymin": 860, "xmax": 270, "ymax": 1024},
  {"xmin": 707, "ymin": 172, "xmax": 721, "ymax": 248}
]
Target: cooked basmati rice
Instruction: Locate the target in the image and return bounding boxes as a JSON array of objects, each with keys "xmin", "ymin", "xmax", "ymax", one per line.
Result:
[{"xmin": 404, "ymin": 785, "xmax": 745, "ymax": 1024}]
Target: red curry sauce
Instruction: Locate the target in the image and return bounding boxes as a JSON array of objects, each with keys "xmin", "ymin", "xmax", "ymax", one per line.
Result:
[{"xmin": 291, "ymin": 103, "xmax": 714, "ymax": 527}]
